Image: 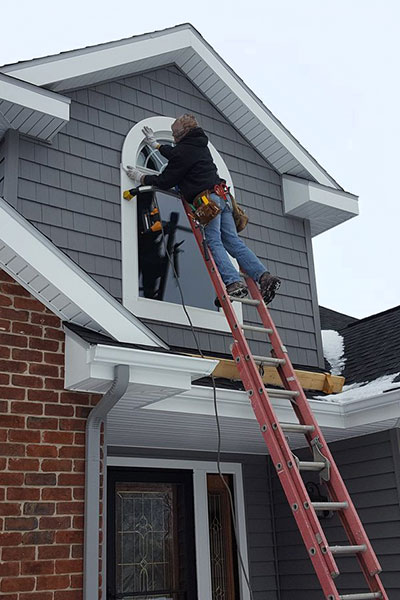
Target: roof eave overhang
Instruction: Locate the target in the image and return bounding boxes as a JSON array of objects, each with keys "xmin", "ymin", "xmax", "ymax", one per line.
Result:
[
  {"xmin": 0, "ymin": 197, "xmax": 166, "ymax": 347},
  {"xmin": 1, "ymin": 25, "xmax": 343, "ymax": 190},
  {"xmin": 0, "ymin": 72, "xmax": 70, "ymax": 142}
]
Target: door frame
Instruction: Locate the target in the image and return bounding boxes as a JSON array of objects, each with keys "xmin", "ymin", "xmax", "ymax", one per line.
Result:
[{"xmin": 106, "ymin": 456, "xmax": 251, "ymax": 600}]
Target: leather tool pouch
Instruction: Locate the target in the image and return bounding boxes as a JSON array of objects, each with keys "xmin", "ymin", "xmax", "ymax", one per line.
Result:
[{"xmin": 192, "ymin": 190, "xmax": 221, "ymax": 226}]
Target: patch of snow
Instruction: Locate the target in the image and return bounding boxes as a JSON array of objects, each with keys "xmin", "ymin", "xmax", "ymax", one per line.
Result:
[
  {"xmin": 314, "ymin": 372, "xmax": 400, "ymax": 403},
  {"xmin": 321, "ymin": 330, "xmax": 346, "ymax": 375}
]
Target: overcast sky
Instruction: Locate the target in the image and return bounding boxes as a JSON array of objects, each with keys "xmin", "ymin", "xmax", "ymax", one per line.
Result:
[{"xmin": 1, "ymin": 0, "xmax": 399, "ymax": 318}]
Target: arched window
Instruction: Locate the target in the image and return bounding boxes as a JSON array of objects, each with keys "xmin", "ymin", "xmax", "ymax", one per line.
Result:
[{"xmin": 120, "ymin": 116, "xmax": 242, "ymax": 331}]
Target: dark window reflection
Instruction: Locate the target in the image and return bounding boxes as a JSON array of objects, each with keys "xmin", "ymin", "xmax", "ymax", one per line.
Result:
[{"xmin": 137, "ymin": 191, "xmax": 218, "ymax": 312}]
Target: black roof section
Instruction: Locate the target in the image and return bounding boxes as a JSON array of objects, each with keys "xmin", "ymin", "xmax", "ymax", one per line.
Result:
[{"xmin": 319, "ymin": 306, "xmax": 358, "ymax": 331}]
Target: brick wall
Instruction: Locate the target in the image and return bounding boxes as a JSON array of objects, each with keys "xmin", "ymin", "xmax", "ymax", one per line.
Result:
[{"xmin": 0, "ymin": 268, "xmax": 100, "ymax": 600}]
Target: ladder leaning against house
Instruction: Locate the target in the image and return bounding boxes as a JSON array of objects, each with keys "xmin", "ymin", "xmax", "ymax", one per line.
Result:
[{"xmin": 125, "ymin": 185, "xmax": 389, "ymax": 600}]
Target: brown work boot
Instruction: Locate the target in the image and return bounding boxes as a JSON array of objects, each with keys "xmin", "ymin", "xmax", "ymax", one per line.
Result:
[
  {"xmin": 259, "ymin": 272, "xmax": 281, "ymax": 304},
  {"xmin": 215, "ymin": 281, "xmax": 248, "ymax": 307}
]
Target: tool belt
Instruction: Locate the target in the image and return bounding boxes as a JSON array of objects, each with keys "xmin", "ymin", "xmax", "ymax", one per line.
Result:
[
  {"xmin": 214, "ymin": 182, "xmax": 249, "ymax": 233},
  {"xmin": 192, "ymin": 190, "xmax": 221, "ymax": 226}
]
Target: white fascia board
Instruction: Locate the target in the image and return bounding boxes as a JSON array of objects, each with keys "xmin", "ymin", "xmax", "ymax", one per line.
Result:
[
  {"xmin": 341, "ymin": 389, "xmax": 400, "ymax": 427},
  {"xmin": 0, "ymin": 198, "xmax": 166, "ymax": 347},
  {"xmin": 0, "ymin": 73, "xmax": 70, "ymax": 121},
  {"xmin": 282, "ymin": 175, "xmax": 359, "ymax": 235},
  {"xmin": 2, "ymin": 25, "xmax": 341, "ymax": 189}
]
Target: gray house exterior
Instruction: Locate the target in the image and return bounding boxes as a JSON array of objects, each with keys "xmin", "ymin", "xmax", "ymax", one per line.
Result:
[{"xmin": 0, "ymin": 23, "xmax": 399, "ymax": 600}]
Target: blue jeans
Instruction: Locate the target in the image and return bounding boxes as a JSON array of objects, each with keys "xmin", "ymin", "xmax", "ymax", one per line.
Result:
[{"xmin": 204, "ymin": 193, "xmax": 267, "ymax": 285}]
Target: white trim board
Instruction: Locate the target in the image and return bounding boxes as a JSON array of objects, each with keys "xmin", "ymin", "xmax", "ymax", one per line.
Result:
[
  {"xmin": 106, "ymin": 456, "xmax": 251, "ymax": 600},
  {"xmin": 1, "ymin": 23, "xmax": 346, "ymax": 193},
  {"xmin": 0, "ymin": 196, "xmax": 166, "ymax": 347},
  {"xmin": 121, "ymin": 115, "xmax": 243, "ymax": 332}
]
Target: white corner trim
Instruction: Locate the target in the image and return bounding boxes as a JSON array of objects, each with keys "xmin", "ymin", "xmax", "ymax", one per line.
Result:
[
  {"xmin": 0, "ymin": 197, "xmax": 166, "ymax": 347},
  {"xmin": 106, "ymin": 456, "xmax": 250, "ymax": 600},
  {"xmin": 0, "ymin": 73, "xmax": 70, "ymax": 120},
  {"xmin": 120, "ymin": 116, "xmax": 243, "ymax": 332}
]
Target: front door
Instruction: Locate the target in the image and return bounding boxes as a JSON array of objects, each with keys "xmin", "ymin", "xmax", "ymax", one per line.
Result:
[{"xmin": 107, "ymin": 468, "xmax": 197, "ymax": 600}]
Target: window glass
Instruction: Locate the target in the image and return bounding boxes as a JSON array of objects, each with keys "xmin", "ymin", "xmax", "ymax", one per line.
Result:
[
  {"xmin": 137, "ymin": 190, "xmax": 218, "ymax": 312},
  {"xmin": 136, "ymin": 140, "xmax": 170, "ymax": 173}
]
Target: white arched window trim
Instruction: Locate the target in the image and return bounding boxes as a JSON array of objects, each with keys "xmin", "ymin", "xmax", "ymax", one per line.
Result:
[{"xmin": 120, "ymin": 116, "xmax": 242, "ymax": 331}]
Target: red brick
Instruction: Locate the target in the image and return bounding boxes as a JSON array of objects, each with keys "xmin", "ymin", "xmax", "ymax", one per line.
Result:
[
  {"xmin": 73, "ymin": 460, "xmax": 85, "ymax": 473},
  {"xmin": 59, "ymin": 445, "xmax": 84, "ymax": 458},
  {"xmin": 27, "ymin": 416, "xmax": 58, "ymax": 429},
  {"xmin": 5, "ymin": 516, "xmax": 38, "ymax": 530},
  {"xmin": 24, "ymin": 502, "xmax": 55, "ymax": 516},
  {"xmin": 8, "ymin": 430, "xmax": 40, "ymax": 443},
  {"xmin": 0, "ymin": 307, "xmax": 29, "ymax": 322},
  {"xmin": 13, "ymin": 348, "xmax": 43, "ymax": 362},
  {"xmin": 45, "ymin": 351, "xmax": 64, "ymax": 365},
  {"xmin": 58, "ymin": 473, "xmax": 84, "ymax": 486},
  {"xmin": 0, "ymin": 442, "xmax": 25, "ymax": 456},
  {"xmin": 12, "ymin": 374, "xmax": 43, "ymax": 388},
  {"xmin": 0, "ymin": 431, "xmax": 7, "ymax": 443},
  {"xmin": 0, "ymin": 372, "xmax": 10, "ymax": 386},
  {"xmin": 8, "ymin": 458, "xmax": 39, "ymax": 471},
  {"xmin": 71, "ymin": 545, "xmax": 83, "ymax": 559},
  {"xmin": 42, "ymin": 487, "xmax": 71, "ymax": 501},
  {"xmin": 0, "ymin": 359, "xmax": 27, "ymax": 374},
  {"xmin": 0, "ymin": 502, "xmax": 21, "ymax": 516},
  {"xmin": 28, "ymin": 389, "xmax": 59, "ymax": 402},
  {"xmin": 0, "ymin": 317, "xmax": 11, "ymax": 330},
  {"xmin": 60, "ymin": 418, "xmax": 86, "ymax": 431},
  {"xmin": 55, "ymin": 530, "xmax": 83, "ymax": 544},
  {"xmin": 39, "ymin": 544, "xmax": 70, "ymax": 559},
  {"xmin": 0, "ymin": 561, "xmax": 19, "ymax": 576},
  {"xmin": 2, "ymin": 545, "xmax": 35, "ymax": 561},
  {"xmin": 0, "ymin": 473, "xmax": 24, "ymax": 486},
  {"xmin": 0, "ymin": 415, "xmax": 25, "ymax": 428},
  {"xmin": 0, "ymin": 345, "xmax": 11, "ymax": 358},
  {"xmin": 45, "ymin": 404, "xmax": 73, "ymax": 417},
  {"xmin": 0, "ymin": 594, "xmax": 18, "ymax": 600},
  {"xmin": 0, "ymin": 294, "xmax": 12, "ymax": 306},
  {"xmin": 30, "ymin": 338, "xmax": 59, "ymax": 352},
  {"xmin": 12, "ymin": 322, "xmax": 42, "ymax": 336},
  {"xmin": 0, "ymin": 270, "xmax": 15, "ymax": 282},
  {"xmin": 74, "ymin": 433, "xmax": 85, "ymax": 446},
  {"xmin": 45, "ymin": 377, "xmax": 64, "ymax": 390},
  {"xmin": 0, "ymin": 333, "xmax": 28, "ymax": 348},
  {"xmin": 27, "ymin": 444, "xmax": 58, "ymax": 458},
  {"xmin": 72, "ymin": 515, "xmax": 84, "ymax": 529},
  {"xmin": 20, "ymin": 594, "xmax": 53, "ymax": 600},
  {"xmin": 0, "ymin": 386, "xmax": 26, "ymax": 400},
  {"xmin": 43, "ymin": 431, "xmax": 73, "ymax": 445},
  {"xmin": 56, "ymin": 501, "xmax": 84, "ymax": 515},
  {"xmin": 30, "ymin": 363, "xmax": 59, "ymax": 377},
  {"xmin": 45, "ymin": 327, "xmax": 65, "ymax": 341},
  {"xmin": 23, "ymin": 530, "xmax": 54, "ymax": 545},
  {"xmin": 60, "ymin": 391, "xmax": 91, "ymax": 406},
  {"xmin": 55, "ymin": 558, "xmax": 83, "ymax": 574},
  {"xmin": 42, "ymin": 459, "xmax": 72, "ymax": 472},
  {"xmin": 25, "ymin": 473, "xmax": 56, "ymax": 486},
  {"xmin": 11, "ymin": 401, "xmax": 43, "ymax": 415},
  {"xmin": 1, "ymin": 283, "xmax": 31, "ymax": 297},
  {"xmin": 7, "ymin": 487, "xmax": 39, "ymax": 501},
  {"xmin": 36, "ymin": 574, "xmax": 70, "ymax": 590},
  {"xmin": 75, "ymin": 406, "xmax": 91, "ymax": 419},
  {"xmin": 71, "ymin": 574, "xmax": 83, "ymax": 589},
  {"xmin": 0, "ymin": 577, "xmax": 35, "ymax": 592},
  {"xmin": 14, "ymin": 297, "xmax": 45, "ymax": 311},
  {"xmin": 21, "ymin": 560, "xmax": 55, "ymax": 575},
  {"xmin": 40, "ymin": 516, "xmax": 71, "ymax": 530},
  {"xmin": 55, "ymin": 591, "xmax": 82, "ymax": 600},
  {"xmin": 0, "ymin": 532, "xmax": 23, "ymax": 546},
  {"xmin": 31, "ymin": 312, "xmax": 60, "ymax": 327}
]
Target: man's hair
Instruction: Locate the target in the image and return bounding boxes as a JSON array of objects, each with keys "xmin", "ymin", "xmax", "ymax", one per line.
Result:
[{"xmin": 172, "ymin": 113, "xmax": 198, "ymax": 141}]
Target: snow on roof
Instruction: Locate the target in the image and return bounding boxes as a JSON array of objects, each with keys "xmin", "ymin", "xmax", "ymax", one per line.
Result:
[
  {"xmin": 314, "ymin": 372, "xmax": 400, "ymax": 403},
  {"xmin": 321, "ymin": 329, "xmax": 346, "ymax": 376}
]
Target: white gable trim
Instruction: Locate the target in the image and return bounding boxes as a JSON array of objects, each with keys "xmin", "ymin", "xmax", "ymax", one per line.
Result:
[
  {"xmin": 1, "ymin": 24, "xmax": 342, "ymax": 190},
  {"xmin": 0, "ymin": 197, "xmax": 166, "ymax": 347}
]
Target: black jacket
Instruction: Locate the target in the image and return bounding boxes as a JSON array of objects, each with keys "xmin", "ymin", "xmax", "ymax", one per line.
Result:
[{"xmin": 143, "ymin": 127, "xmax": 221, "ymax": 202}]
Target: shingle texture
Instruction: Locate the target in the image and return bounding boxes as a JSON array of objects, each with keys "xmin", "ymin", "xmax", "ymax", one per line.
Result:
[{"xmin": 319, "ymin": 305, "xmax": 358, "ymax": 330}]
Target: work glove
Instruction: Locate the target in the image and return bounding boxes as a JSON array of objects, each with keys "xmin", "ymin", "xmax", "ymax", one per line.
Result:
[
  {"xmin": 142, "ymin": 126, "xmax": 159, "ymax": 149},
  {"xmin": 124, "ymin": 165, "xmax": 144, "ymax": 186}
]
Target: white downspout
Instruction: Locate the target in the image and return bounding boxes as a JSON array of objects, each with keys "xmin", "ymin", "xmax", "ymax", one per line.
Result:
[{"xmin": 83, "ymin": 364, "xmax": 130, "ymax": 600}]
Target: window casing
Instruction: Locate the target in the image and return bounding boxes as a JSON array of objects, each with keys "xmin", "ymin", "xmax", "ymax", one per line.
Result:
[{"xmin": 121, "ymin": 116, "xmax": 242, "ymax": 332}]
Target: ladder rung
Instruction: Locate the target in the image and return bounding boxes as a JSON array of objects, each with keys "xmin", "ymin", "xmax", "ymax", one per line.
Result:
[
  {"xmin": 265, "ymin": 388, "xmax": 300, "ymax": 399},
  {"xmin": 252, "ymin": 355, "xmax": 286, "ymax": 366},
  {"xmin": 339, "ymin": 593, "xmax": 382, "ymax": 600},
  {"xmin": 280, "ymin": 422, "xmax": 315, "ymax": 433},
  {"xmin": 241, "ymin": 324, "xmax": 273, "ymax": 334},
  {"xmin": 229, "ymin": 295, "xmax": 260, "ymax": 306},
  {"xmin": 298, "ymin": 461, "xmax": 326, "ymax": 471},
  {"xmin": 312, "ymin": 501, "xmax": 348, "ymax": 511},
  {"xmin": 329, "ymin": 545, "xmax": 367, "ymax": 555}
]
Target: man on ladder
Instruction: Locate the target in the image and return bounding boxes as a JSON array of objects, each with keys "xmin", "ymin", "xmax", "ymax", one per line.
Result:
[{"xmin": 125, "ymin": 113, "xmax": 281, "ymax": 305}]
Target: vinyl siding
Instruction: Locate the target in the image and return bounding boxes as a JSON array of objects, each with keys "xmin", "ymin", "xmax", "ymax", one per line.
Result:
[
  {"xmin": 271, "ymin": 429, "xmax": 400, "ymax": 599},
  {"xmin": 108, "ymin": 446, "xmax": 279, "ymax": 600},
  {"xmin": 16, "ymin": 65, "xmax": 323, "ymax": 367},
  {"xmin": 0, "ymin": 136, "xmax": 5, "ymax": 197}
]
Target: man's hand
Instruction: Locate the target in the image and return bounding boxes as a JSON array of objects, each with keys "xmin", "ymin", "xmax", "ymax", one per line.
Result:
[
  {"xmin": 124, "ymin": 165, "xmax": 143, "ymax": 186},
  {"xmin": 142, "ymin": 126, "xmax": 159, "ymax": 149}
]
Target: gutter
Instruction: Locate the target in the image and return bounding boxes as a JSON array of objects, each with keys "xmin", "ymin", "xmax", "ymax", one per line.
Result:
[{"xmin": 84, "ymin": 364, "xmax": 130, "ymax": 600}]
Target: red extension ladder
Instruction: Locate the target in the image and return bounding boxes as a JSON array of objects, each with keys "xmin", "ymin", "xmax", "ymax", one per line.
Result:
[{"xmin": 183, "ymin": 201, "xmax": 389, "ymax": 600}]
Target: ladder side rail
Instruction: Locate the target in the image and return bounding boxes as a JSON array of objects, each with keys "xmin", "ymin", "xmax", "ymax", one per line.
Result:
[{"xmin": 245, "ymin": 276, "xmax": 387, "ymax": 597}]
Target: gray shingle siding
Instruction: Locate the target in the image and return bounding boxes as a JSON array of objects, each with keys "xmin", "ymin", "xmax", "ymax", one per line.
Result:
[
  {"xmin": 271, "ymin": 430, "xmax": 400, "ymax": 598},
  {"xmin": 15, "ymin": 64, "xmax": 323, "ymax": 367},
  {"xmin": 108, "ymin": 446, "xmax": 279, "ymax": 600}
]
